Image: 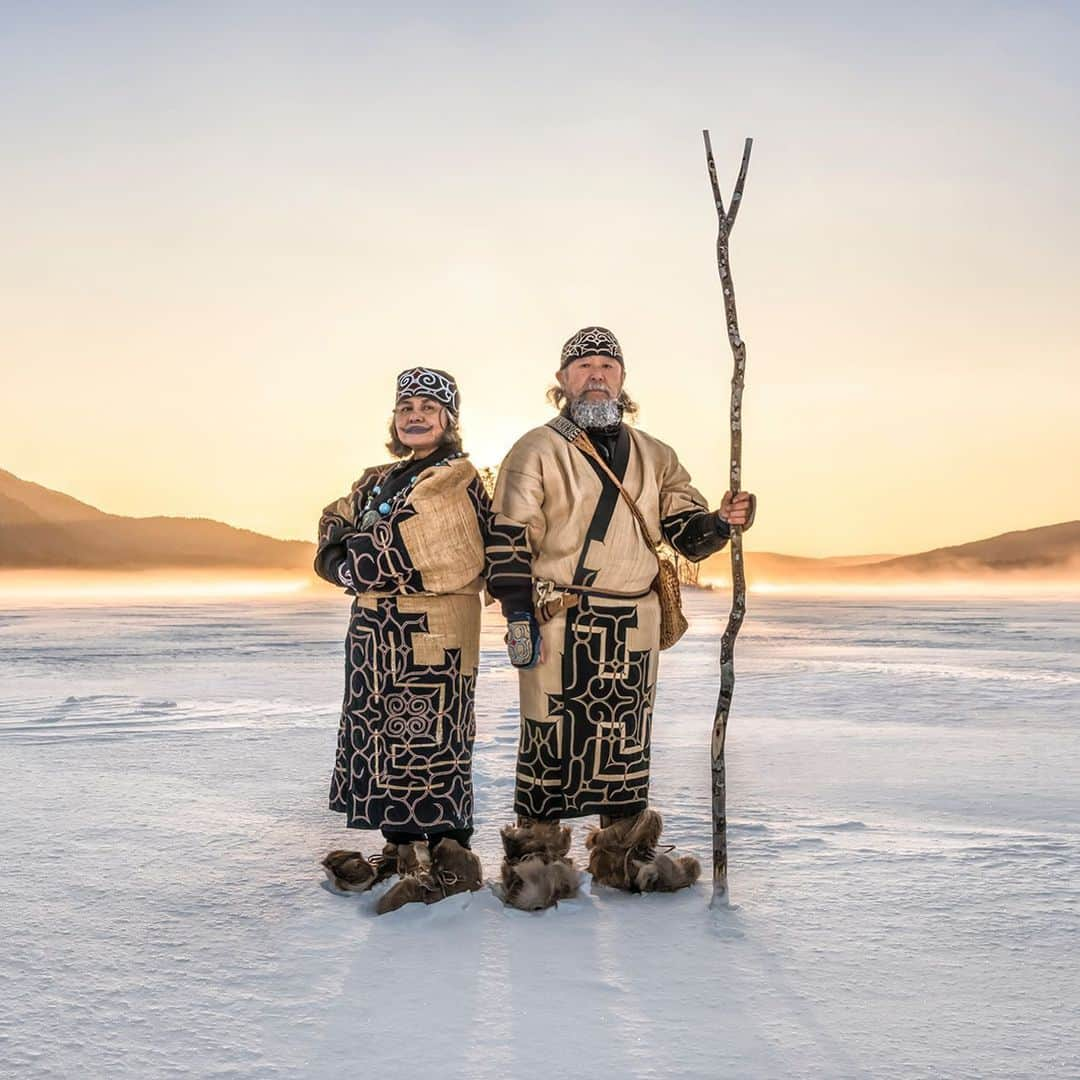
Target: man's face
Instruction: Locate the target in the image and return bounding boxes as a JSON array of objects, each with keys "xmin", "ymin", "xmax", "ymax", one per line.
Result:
[
  {"xmin": 556, "ymin": 354, "xmax": 625, "ymax": 404},
  {"xmin": 394, "ymin": 395, "xmax": 447, "ymax": 455}
]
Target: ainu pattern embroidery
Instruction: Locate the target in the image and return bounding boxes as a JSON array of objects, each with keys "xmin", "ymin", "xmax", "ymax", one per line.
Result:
[
  {"xmin": 329, "ymin": 597, "xmax": 476, "ymax": 830},
  {"xmin": 396, "ymin": 367, "xmax": 460, "ymax": 416},
  {"xmin": 318, "ymin": 465, "xmax": 492, "ymax": 594},
  {"xmin": 515, "ymin": 592, "xmax": 655, "ymax": 820},
  {"xmin": 660, "ymin": 507, "xmax": 728, "ymax": 562},
  {"xmin": 487, "ymin": 421, "xmax": 731, "ymax": 822},
  {"xmin": 317, "ymin": 462, "xmax": 489, "ymax": 831},
  {"xmin": 560, "ymin": 326, "xmax": 624, "ymax": 366},
  {"xmin": 318, "ymin": 467, "xmax": 424, "ymax": 594},
  {"xmin": 483, "ymin": 515, "xmax": 534, "ymax": 597}
]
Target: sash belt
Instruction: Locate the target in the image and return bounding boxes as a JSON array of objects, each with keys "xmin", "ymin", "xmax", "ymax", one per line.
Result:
[{"xmin": 533, "ymin": 579, "xmax": 653, "ymax": 623}]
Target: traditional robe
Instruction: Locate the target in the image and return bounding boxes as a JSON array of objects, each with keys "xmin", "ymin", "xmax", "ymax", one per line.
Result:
[
  {"xmin": 315, "ymin": 455, "xmax": 490, "ymax": 832},
  {"xmin": 487, "ymin": 419, "xmax": 729, "ymax": 821}
]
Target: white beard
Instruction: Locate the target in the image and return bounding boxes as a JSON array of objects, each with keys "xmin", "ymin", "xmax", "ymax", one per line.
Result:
[{"xmin": 569, "ymin": 396, "xmax": 622, "ymax": 430}]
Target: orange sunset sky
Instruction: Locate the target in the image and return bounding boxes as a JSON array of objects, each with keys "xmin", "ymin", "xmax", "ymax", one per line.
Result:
[{"xmin": 3, "ymin": 4, "xmax": 1077, "ymax": 558}]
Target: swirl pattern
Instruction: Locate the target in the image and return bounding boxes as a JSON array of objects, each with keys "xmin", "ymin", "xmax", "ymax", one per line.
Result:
[{"xmin": 396, "ymin": 367, "xmax": 460, "ymax": 416}]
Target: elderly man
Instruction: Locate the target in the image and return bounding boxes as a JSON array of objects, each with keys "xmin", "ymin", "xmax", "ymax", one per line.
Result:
[{"xmin": 486, "ymin": 326, "xmax": 756, "ymax": 910}]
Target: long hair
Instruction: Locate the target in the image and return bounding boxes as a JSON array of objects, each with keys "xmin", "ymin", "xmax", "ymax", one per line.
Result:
[
  {"xmin": 546, "ymin": 385, "xmax": 640, "ymax": 422},
  {"xmin": 385, "ymin": 407, "xmax": 464, "ymax": 459}
]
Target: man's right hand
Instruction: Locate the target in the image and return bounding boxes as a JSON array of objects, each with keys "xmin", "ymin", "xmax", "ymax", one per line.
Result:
[
  {"xmin": 719, "ymin": 490, "xmax": 757, "ymax": 530},
  {"xmin": 506, "ymin": 611, "xmax": 542, "ymax": 669}
]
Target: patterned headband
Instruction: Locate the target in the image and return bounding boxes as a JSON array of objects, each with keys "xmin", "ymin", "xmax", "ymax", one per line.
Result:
[
  {"xmin": 396, "ymin": 367, "xmax": 460, "ymax": 417},
  {"xmin": 560, "ymin": 326, "xmax": 624, "ymax": 369}
]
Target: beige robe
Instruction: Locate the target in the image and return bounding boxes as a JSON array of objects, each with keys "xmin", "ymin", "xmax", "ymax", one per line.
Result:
[{"xmin": 487, "ymin": 419, "xmax": 717, "ymax": 820}]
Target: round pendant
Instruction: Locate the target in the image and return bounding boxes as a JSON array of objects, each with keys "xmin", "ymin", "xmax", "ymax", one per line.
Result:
[{"xmin": 359, "ymin": 509, "xmax": 381, "ymax": 529}]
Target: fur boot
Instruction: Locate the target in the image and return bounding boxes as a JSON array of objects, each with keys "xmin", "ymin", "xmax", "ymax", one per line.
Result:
[
  {"xmin": 500, "ymin": 821, "xmax": 582, "ymax": 911},
  {"xmin": 375, "ymin": 838, "xmax": 484, "ymax": 915},
  {"xmin": 432, "ymin": 837, "xmax": 484, "ymax": 893},
  {"xmin": 321, "ymin": 849, "xmax": 378, "ymax": 892},
  {"xmin": 376, "ymin": 841, "xmax": 437, "ymax": 913},
  {"xmin": 585, "ymin": 809, "xmax": 701, "ymax": 894},
  {"xmin": 368, "ymin": 842, "xmax": 400, "ymax": 886},
  {"xmin": 321, "ymin": 842, "xmax": 401, "ymax": 893}
]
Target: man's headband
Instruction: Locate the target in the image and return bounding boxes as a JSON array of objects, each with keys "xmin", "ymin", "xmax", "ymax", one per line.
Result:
[{"xmin": 560, "ymin": 326, "xmax": 624, "ymax": 369}]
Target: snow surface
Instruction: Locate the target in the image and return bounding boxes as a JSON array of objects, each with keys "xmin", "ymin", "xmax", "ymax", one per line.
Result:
[{"xmin": 1, "ymin": 589, "xmax": 1078, "ymax": 1079}]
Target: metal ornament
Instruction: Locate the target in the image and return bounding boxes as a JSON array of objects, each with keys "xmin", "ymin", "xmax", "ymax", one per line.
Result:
[{"xmin": 357, "ymin": 452, "xmax": 465, "ymax": 530}]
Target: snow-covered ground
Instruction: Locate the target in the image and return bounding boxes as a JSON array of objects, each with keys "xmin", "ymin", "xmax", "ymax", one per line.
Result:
[{"xmin": 1, "ymin": 588, "xmax": 1077, "ymax": 1079}]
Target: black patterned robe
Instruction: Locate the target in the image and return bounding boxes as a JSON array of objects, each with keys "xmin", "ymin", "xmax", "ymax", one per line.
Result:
[
  {"xmin": 486, "ymin": 420, "xmax": 729, "ymax": 821},
  {"xmin": 315, "ymin": 456, "xmax": 491, "ymax": 832}
]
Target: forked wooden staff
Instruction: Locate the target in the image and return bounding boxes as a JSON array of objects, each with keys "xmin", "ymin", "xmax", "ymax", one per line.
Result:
[{"xmin": 703, "ymin": 131, "xmax": 753, "ymax": 906}]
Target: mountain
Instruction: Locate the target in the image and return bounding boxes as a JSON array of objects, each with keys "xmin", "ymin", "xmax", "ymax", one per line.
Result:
[
  {"xmin": 0, "ymin": 469, "xmax": 313, "ymax": 571},
  {"xmin": 0, "ymin": 468, "xmax": 108, "ymax": 521},
  {"xmin": 3, "ymin": 468, "xmax": 1078, "ymax": 581},
  {"xmin": 701, "ymin": 522, "xmax": 1080, "ymax": 584},
  {"xmin": 860, "ymin": 522, "xmax": 1080, "ymax": 576}
]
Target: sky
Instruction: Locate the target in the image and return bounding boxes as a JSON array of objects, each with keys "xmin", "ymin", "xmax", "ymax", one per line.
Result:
[{"xmin": 2, "ymin": 2, "xmax": 1078, "ymax": 557}]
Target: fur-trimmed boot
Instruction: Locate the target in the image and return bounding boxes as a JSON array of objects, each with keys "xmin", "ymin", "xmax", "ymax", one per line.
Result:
[
  {"xmin": 431, "ymin": 837, "xmax": 484, "ymax": 897},
  {"xmin": 321, "ymin": 842, "xmax": 400, "ymax": 893},
  {"xmin": 376, "ymin": 838, "xmax": 484, "ymax": 915},
  {"xmin": 368, "ymin": 842, "xmax": 400, "ymax": 886},
  {"xmin": 500, "ymin": 820, "xmax": 582, "ymax": 911},
  {"xmin": 585, "ymin": 809, "xmax": 701, "ymax": 894}
]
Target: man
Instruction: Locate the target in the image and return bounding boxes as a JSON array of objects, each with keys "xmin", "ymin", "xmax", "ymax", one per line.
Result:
[{"xmin": 486, "ymin": 326, "xmax": 756, "ymax": 910}]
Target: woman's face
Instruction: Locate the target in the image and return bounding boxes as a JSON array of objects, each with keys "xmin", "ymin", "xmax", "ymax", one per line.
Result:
[{"xmin": 394, "ymin": 395, "xmax": 447, "ymax": 457}]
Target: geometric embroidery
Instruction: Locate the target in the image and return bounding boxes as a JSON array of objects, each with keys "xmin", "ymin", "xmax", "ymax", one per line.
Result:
[
  {"xmin": 515, "ymin": 594, "xmax": 655, "ymax": 820},
  {"xmin": 329, "ymin": 595, "xmax": 476, "ymax": 831}
]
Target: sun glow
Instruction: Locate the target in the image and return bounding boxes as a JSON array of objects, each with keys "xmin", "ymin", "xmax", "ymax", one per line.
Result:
[
  {"xmin": 724, "ymin": 579, "xmax": 1080, "ymax": 599},
  {"xmin": 0, "ymin": 571, "xmax": 316, "ymax": 605}
]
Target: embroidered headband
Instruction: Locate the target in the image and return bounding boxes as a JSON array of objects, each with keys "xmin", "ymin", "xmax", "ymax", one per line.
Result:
[
  {"xmin": 395, "ymin": 367, "xmax": 460, "ymax": 417},
  {"xmin": 559, "ymin": 326, "xmax": 624, "ymax": 370}
]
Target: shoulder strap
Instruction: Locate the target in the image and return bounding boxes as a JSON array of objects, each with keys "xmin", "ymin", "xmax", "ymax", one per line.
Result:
[
  {"xmin": 546, "ymin": 418, "xmax": 661, "ymax": 557},
  {"xmin": 546, "ymin": 415, "xmax": 582, "ymax": 444}
]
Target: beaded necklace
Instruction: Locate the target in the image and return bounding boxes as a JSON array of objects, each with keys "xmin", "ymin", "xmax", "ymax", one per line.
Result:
[{"xmin": 357, "ymin": 450, "xmax": 465, "ymax": 530}]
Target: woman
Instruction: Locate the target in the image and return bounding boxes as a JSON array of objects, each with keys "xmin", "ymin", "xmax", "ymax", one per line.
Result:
[{"xmin": 315, "ymin": 367, "xmax": 490, "ymax": 914}]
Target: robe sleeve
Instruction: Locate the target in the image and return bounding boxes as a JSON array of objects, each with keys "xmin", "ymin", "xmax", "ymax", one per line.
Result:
[
  {"xmin": 657, "ymin": 447, "xmax": 731, "ymax": 563},
  {"xmin": 314, "ymin": 466, "xmax": 425, "ymax": 593},
  {"xmin": 486, "ymin": 441, "xmax": 546, "ymax": 616},
  {"xmin": 313, "ymin": 474, "xmax": 368, "ymax": 592},
  {"xmin": 464, "ymin": 474, "xmax": 494, "ymax": 538},
  {"xmin": 465, "ymin": 473, "xmax": 497, "ymax": 598}
]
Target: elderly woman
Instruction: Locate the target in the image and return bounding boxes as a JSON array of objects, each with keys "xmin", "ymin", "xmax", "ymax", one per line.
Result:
[{"xmin": 315, "ymin": 367, "xmax": 490, "ymax": 914}]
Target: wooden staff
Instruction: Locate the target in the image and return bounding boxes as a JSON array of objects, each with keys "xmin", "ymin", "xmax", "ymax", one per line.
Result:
[{"xmin": 703, "ymin": 131, "xmax": 753, "ymax": 906}]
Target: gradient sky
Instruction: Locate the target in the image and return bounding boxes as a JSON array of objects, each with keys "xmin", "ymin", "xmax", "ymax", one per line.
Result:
[{"xmin": 3, "ymin": 2, "xmax": 1077, "ymax": 556}]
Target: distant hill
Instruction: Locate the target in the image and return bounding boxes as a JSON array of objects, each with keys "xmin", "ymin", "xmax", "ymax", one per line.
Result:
[
  {"xmin": 861, "ymin": 522, "xmax": 1080, "ymax": 576},
  {"xmin": 702, "ymin": 522, "xmax": 1080, "ymax": 584},
  {"xmin": 0, "ymin": 469, "xmax": 108, "ymax": 522},
  {"xmin": 0, "ymin": 469, "xmax": 313, "ymax": 571},
  {"xmin": 3, "ymin": 468, "xmax": 1078, "ymax": 581}
]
